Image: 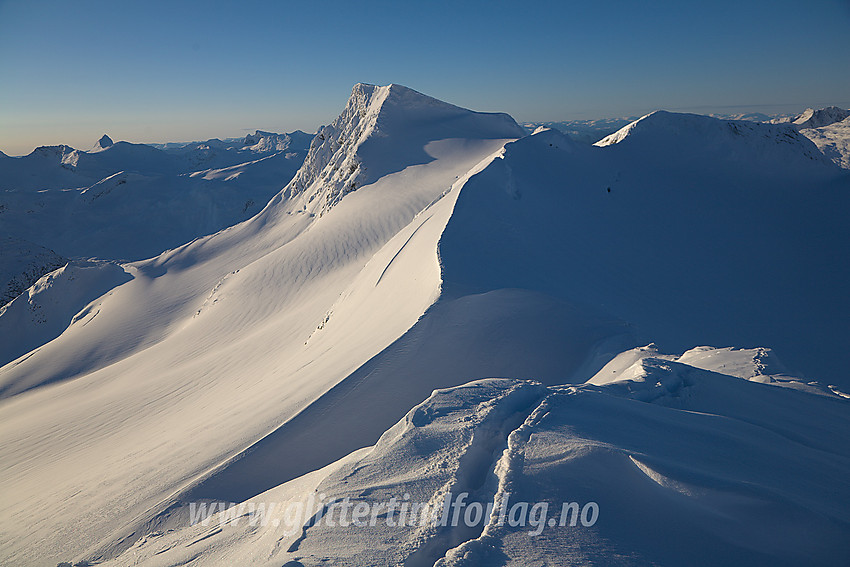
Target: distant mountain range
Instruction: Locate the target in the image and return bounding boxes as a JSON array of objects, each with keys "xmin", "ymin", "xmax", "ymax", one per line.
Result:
[
  {"xmin": 524, "ymin": 105, "xmax": 850, "ymax": 147},
  {"xmin": 0, "ymin": 129, "xmax": 312, "ymax": 302}
]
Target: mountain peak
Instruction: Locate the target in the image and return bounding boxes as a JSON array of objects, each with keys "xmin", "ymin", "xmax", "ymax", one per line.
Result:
[
  {"xmin": 280, "ymin": 83, "xmax": 525, "ymax": 214},
  {"xmin": 594, "ymin": 110, "xmax": 832, "ymax": 169},
  {"xmin": 792, "ymin": 106, "xmax": 850, "ymax": 129},
  {"xmin": 94, "ymin": 134, "xmax": 113, "ymax": 150},
  {"xmin": 239, "ymin": 130, "xmax": 313, "ymax": 154}
]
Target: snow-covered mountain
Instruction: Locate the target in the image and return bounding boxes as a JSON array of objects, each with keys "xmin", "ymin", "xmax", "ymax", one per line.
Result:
[
  {"xmin": 800, "ymin": 115, "xmax": 850, "ymax": 169},
  {"xmin": 1, "ymin": 85, "xmax": 848, "ymax": 567},
  {"xmin": 163, "ymin": 129, "xmax": 314, "ymax": 170},
  {"xmin": 523, "ymin": 110, "xmax": 804, "ymax": 145},
  {"xmin": 0, "ymin": 130, "xmax": 311, "ymax": 283},
  {"xmin": 0, "ymin": 236, "xmax": 67, "ymax": 305},
  {"xmin": 0, "ymin": 260, "xmax": 132, "ymax": 371},
  {"xmin": 594, "ymin": 109, "xmax": 830, "ymax": 163},
  {"xmin": 92, "ymin": 133, "xmax": 114, "ymax": 150},
  {"xmin": 712, "ymin": 111, "xmax": 777, "ymax": 122},
  {"xmin": 283, "ymin": 83, "xmax": 523, "ymax": 214},
  {"xmin": 521, "ymin": 117, "xmax": 637, "ymax": 144},
  {"xmin": 790, "ymin": 106, "xmax": 850, "ymax": 129}
]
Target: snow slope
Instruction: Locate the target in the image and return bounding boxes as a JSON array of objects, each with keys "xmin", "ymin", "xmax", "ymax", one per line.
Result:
[
  {"xmin": 0, "ymin": 260, "xmax": 132, "ymax": 372},
  {"xmin": 445, "ymin": 121, "xmax": 847, "ymax": 384},
  {"xmin": 95, "ymin": 355, "xmax": 850, "ymax": 567},
  {"xmin": 1, "ymin": 86, "xmax": 848, "ymax": 566}
]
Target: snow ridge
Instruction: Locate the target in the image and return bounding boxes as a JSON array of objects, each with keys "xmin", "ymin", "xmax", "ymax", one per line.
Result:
[
  {"xmin": 792, "ymin": 106, "xmax": 850, "ymax": 129},
  {"xmin": 281, "ymin": 83, "xmax": 524, "ymax": 215},
  {"xmin": 594, "ymin": 110, "xmax": 831, "ymax": 166},
  {"xmin": 0, "ymin": 236, "xmax": 67, "ymax": 306}
]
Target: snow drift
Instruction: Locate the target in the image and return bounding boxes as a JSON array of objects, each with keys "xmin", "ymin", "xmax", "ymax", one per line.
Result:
[{"xmin": 95, "ymin": 353, "xmax": 850, "ymax": 567}]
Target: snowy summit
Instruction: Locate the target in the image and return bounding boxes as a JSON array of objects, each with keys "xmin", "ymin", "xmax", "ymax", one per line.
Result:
[
  {"xmin": 92, "ymin": 133, "xmax": 113, "ymax": 150},
  {"xmin": 791, "ymin": 106, "xmax": 850, "ymax": 129}
]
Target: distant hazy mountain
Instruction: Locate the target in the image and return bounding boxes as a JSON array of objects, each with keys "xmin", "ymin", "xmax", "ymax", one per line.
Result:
[
  {"xmin": 522, "ymin": 117, "xmax": 637, "ymax": 144},
  {"xmin": 0, "ymin": 236, "xmax": 66, "ymax": 306},
  {"xmin": 0, "ymin": 129, "xmax": 311, "ymax": 269},
  {"xmin": 528, "ymin": 107, "xmax": 849, "ymax": 145},
  {"xmin": 791, "ymin": 106, "xmax": 850, "ymax": 129}
]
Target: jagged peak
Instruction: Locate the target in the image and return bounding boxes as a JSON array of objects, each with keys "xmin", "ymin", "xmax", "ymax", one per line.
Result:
[
  {"xmin": 93, "ymin": 134, "xmax": 113, "ymax": 150},
  {"xmin": 280, "ymin": 83, "xmax": 524, "ymax": 215}
]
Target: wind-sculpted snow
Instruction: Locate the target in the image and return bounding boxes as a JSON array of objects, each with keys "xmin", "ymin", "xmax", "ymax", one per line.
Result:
[
  {"xmin": 2, "ymin": 85, "xmax": 848, "ymax": 567},
  {"xmin": 0, "ymin": 84, "xmax": 525, "ymax": 566},
  {"xmin": 589, "ymin": 344, "xmax": 827, "ymax": 393},
  {"xmin": 94, "ymin": 354, "xmax": 850, "ymax": 567}
]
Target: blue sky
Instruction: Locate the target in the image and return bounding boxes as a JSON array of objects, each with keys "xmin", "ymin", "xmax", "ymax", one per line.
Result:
[{"xmin": 1, "ymin": 0, "xmax": 848, "ymax": 155}]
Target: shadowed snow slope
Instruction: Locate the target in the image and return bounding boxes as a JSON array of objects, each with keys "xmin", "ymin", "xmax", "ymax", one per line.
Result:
[
  {"xmin": 97, "ymin": 367, "xmax": 850, "ymax": 567},
  {"xmin": 444, "ymin": 124, "xmax": 849, "ymax": 384},
  {"xmin": 0, "ymin": 236, "xmax": 67, "ymax": 305},
  {"xmin": 0, "ymin": 260, "xmax": 132, "ymax": 372},
  {"xmin": 1, "ymin": 87, "xmax": 848, "ymax": 567}
]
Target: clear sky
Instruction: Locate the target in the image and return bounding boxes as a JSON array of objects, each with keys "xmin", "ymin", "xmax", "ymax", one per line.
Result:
[{"xmin": 1, "ymin": 0, "xmax": 848, "ymax": 155}]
